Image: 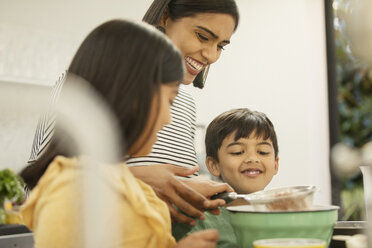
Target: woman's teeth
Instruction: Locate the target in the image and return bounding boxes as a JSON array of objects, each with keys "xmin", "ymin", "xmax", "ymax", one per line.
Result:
[{"xmin": 185, "ymin": 56, "xmax": 203, "ymax": 71}]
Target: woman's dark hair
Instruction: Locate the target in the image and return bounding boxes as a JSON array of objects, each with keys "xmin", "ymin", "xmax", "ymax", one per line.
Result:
[
  {"xmin": 205, "ymin": 108, "xmax": 279, "ymax": 162},
  {"xmin": 143, "ymin": 0, "xmax": 239, "ymax": 89},
  {"xmin": 20, "ymin": 19, "xmax": 184, "ymax": 190}
]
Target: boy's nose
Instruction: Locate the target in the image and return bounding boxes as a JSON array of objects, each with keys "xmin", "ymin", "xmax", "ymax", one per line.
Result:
[{"xmin": 244, "ymin": 156, "xmax": 259, "ymax": 164}]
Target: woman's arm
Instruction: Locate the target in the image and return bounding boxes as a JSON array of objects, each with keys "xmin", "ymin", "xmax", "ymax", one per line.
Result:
[{"xmin": 129, "ymin": 164, "xmax": 232, "ymax": 225}]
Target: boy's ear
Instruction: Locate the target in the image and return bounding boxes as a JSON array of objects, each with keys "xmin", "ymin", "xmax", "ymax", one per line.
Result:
[
  {"xmin": 205, "ymin": 156, "xmax": 221, "ymax": 177},
  {"xmin": 274, "ymin": 156, "xmax": 279, "ymax": 175}
]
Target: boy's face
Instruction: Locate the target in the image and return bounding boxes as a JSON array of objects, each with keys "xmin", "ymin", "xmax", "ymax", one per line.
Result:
[{"xmin": 206, "ymin": 131, "xmax": 279, "ymax": 194}]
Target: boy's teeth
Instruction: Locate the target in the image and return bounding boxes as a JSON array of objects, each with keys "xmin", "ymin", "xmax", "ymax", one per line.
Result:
[{"xmin": 244, "ymin": 170, "xmax": 261, "ymax": 175}]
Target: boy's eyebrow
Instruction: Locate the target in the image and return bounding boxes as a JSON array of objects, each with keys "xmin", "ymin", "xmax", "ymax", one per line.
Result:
[
  {"xmin": 257, "ymin": 141, "xmax": 272, "ymax": 147},
  {"xmin": 226, "ymin": 141, "xmax": 272, "ymax": 147},
  {"xmin": 196, "ymin": 26, "xmax": 231, "ymax": 44},
  {"xmin": 226, "ymin": 142, "xmax": 244, "ymax": 147}
]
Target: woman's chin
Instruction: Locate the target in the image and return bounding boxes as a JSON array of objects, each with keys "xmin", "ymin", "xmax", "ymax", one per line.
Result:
[{"xmin": 182, "ymin": 74, "xmax": 196, "ymax": 85}]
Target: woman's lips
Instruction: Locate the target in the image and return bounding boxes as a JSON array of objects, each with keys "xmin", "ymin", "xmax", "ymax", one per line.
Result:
[{"xmin": 184, "ymin": 56, "xmax": 204, "ymax": 75}]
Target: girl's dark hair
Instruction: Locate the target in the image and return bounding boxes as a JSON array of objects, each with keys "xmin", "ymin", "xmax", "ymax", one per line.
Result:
[
  {"xmin": 143, "ymin": 0, "xmax": 239, "ymax": 89},
  {"xmin": 205, "ymin": 108, "xmax": 279, "ymax": 162},
  {"xmin": 20, "ymin": 19, "xmax": 184, "ymax": 190}
]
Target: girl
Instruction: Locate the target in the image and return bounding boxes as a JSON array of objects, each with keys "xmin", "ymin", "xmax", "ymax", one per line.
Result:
[{"xmin": 20, "ymin": 19, "xmax": 219, "ymax": 248}]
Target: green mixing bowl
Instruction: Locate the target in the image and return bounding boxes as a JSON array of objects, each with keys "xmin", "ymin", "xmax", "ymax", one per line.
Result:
[{"xmin": 227, "ymin": 205, "xmax": 339, "ymax": 248}]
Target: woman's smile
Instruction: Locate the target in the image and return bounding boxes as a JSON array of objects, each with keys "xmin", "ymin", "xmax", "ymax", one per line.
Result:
[{"xmin": 184, "ymin": 56, "xmax": 205, "ymax": 75}]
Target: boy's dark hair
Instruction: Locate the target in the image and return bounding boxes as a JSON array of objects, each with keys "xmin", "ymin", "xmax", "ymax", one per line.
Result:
[
  {"xmin": 205, "ymin": 108, "xmax": 279, "ymax": 162},
  {"xmin": 143, "ymin": 0, "xmax": 239, "ymax": 89},
  {"xmin": 20, "ymin": 20, "xmax": 184, "ymax": 190}
]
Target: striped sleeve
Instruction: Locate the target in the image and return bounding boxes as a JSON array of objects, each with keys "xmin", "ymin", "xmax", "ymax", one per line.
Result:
[
  {"xmin": 28, "ymin": 73, "xmax": 66, "ymax": 163},
  {"xmin": 127, "ymin": 87, "xmax": 198, "ymax": 175}
]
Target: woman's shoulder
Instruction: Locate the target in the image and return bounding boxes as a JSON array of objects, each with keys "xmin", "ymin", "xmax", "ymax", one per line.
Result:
[{"xmin": 176, "ymin": 87, "xmax": 196, "ymax": 105}]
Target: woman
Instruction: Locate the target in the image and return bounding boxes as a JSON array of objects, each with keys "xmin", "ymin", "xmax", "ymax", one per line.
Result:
[
  {"xmin": 27, "ymin": 0, "xmax": 239, "ymax": 226},
  {"xmin": 20, "ymin": 19, "xmax": 219, "ymax": 248},
  {"xmin": 127, "ymin": 0, "xmax": 240, "ymax": 225}
]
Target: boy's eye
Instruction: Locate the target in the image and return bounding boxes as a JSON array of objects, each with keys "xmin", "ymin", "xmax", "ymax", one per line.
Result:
[
  {"xmin": 258, "ymin": 151, "xmax": 269, "ymax": 155},
  {"xmin": 197, "ymin": 32, "xmax": 209, "ymax": 41},
  {"xmin": 231, "ymin": 151, "xmax": 244, "ymax": 155}
]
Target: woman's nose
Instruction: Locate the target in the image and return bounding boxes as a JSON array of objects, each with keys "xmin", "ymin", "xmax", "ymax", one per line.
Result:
[{"xmin": 201, "ymin": 45, "xmax": 220, "ymax": 64}]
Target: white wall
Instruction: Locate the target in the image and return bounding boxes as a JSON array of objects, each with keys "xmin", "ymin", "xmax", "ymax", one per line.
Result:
[
  {"xmin": 0, "ymin": 0, "xmax": 152, "ymax": 85},
  {"xmin": 0, "ymin": 0, "xmax": 152, "ymax": 171},
  {"xmin": 190, "ymin": 0, "xmax": 331, "ymax": 204},
  {"xmin": 0, "ymin": 0, "xmax": 331, "ymax": 204}
]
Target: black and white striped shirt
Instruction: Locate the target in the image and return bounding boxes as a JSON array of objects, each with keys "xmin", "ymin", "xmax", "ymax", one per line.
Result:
[
  {"xmin": 29, "ymin": 77, "xmax": 199, "ymax": 174},
  {"xmin": 28, "ymin": 73, "xmax": 66, "ymax": 163},
  {"xmin": 127, "ymin": 87, "xmax": 199, "ymax": 172}
]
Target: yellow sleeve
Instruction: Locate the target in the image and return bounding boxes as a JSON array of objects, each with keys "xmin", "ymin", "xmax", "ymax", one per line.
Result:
[
  {"xmin": 21, "ymin": 157, "xmax": 176, "ymax": 248},
  {"xmin": 114, "ymin": 166, "xmax": 176, "ymax": 248},
  {"xmin": 22, "ymin": 157, "xmax": 84, "ymax": 248}
]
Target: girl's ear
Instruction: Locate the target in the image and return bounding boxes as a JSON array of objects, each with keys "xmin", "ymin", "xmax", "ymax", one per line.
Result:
[{"xmin": 205, "ymin": 156, "xmax": 221, "ymax": 177}]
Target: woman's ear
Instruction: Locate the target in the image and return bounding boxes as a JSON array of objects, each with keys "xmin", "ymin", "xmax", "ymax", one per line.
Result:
[
  {"xmin": 205, "ymin": 156, "xmax": 221, "ymax": 177},
  {"xmin": 159, "ymin": 7, "xmax": 170, "ymax": 27}
]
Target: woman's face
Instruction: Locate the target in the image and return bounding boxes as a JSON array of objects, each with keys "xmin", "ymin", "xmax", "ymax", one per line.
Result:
[
  {"xmin": 162, "ymin": 13, "xmax": 236, "ymax": 85},
  {"xmin": 129, "ymin": 82, "xmax": 179, "ymax": 156}
]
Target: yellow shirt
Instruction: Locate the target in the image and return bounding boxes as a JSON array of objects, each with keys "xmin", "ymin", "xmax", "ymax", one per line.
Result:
[{"xmin": 21, "ymin": 156, "xmax": 176, "ymax": 248}]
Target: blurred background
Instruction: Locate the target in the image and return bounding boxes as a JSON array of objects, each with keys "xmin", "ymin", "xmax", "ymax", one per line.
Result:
[{"xmin": 1, "ymin": 0, "xmax": 371, "ymax": 221}]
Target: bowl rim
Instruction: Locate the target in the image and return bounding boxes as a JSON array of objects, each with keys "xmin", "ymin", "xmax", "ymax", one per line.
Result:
[
  {"xmin": 334, "ymin": 221, "xmax": 366, "ymax": 229},
  {"xmin": 253, "ymin": 238, "xmax": 327, "ymax": 246},
  {"xmin": 226, "ymin": 205, "xmax": 340, "ymax": 213},
  {"xmin": 246, "ymin": 185, "xmax": 317, "ymax": 204}
]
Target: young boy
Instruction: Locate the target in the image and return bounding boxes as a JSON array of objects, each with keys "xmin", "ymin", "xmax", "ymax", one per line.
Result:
[{"xmin": 173, "ymin": 108, "xmax": 279, "ymax": 248}]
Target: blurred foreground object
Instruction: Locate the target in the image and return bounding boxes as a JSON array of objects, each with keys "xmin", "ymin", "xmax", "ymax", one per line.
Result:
[
  {"xmin": 346, "ymin": 234, "xmax": 368, "ymax": 248},
  {"xmin": 331, "ymin": 142, "xmax": 361, "ymax": 180},
  {"xmin": 345, "ymin": 0, "xmax": 372, "ymax": 66},
  {"xmin": 331, "ymin": 142, "xmax": 372, "ymax": 221},
  {"xmin": 49, "ymin": 74, "xmax": 123, "ymax": 248},
  {"xmin": 360, "ymin": 142, "xmax": 372, "ymax": 217},
  {"xmin": 0, "ymin": 75, "xmax": 123, "ymax": 247},
  {"xmin": 333, "ymin": 0, "xmax": 372, "ymax": 221},
  {"xmin": 0, "ymin": 169, "xmax": 25, "ymax": 224},
  {"xmin": 361, "ymin": 142, "xmax": 372, "ymax": 166}
]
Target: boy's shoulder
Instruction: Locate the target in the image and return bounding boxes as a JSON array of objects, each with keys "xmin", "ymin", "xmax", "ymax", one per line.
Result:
[{"xmin": 172, "ymin": 208, "xmax": 237, "ymax": 248}]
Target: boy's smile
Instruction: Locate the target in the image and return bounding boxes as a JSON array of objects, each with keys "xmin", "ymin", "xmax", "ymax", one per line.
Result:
[
  {"xmin": 241, "ymin": 168, "xmax": 262, "ymax": 177},
  {"xmin": 206, "ymin": 131, "xmax": 279, "ymax": 194}
]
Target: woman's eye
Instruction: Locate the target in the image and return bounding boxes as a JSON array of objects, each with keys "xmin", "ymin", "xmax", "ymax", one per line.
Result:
[
  {"xmin": 217, "ymin": 44, "xmax": 225, "ymax": 51},
  {"xmin": 197, "ymin": 32, "xmax": 209, "ymax": 41}
]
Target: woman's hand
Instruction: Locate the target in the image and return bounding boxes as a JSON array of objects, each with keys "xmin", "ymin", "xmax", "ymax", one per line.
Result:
[
  {"xmin": 129, "ymin": 164, "xmax": 225, "ymax": 225},
  {"xmin": 182, "ymin": 176, "xmax": 234, "ymax": 198},
  {"xmin": 175, "ymin": 229, "xmax": 219, "ymax": 248},
  {"xmin": 181, "ymin": 177, "xmax": 234, "ymax": 215}
]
